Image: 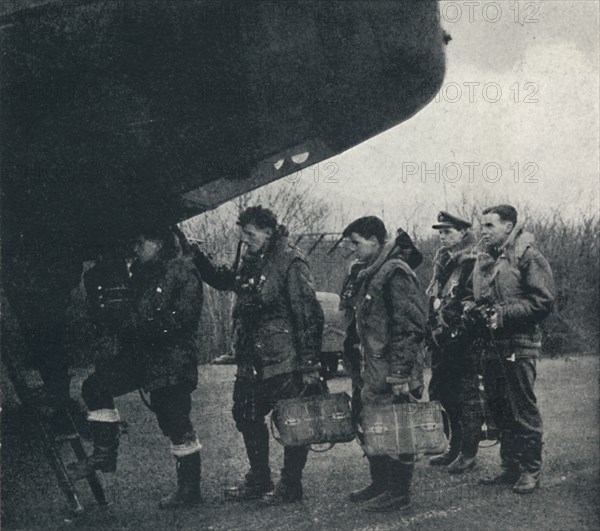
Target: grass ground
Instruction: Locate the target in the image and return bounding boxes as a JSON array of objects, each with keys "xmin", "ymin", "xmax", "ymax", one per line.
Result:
[{"xmin": 2, "ymin": 356, "xmax": 599, "ymax": 530}]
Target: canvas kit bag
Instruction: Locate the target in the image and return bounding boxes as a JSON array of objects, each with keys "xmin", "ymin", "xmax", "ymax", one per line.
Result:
[
  {"xmin": 271, "ymin": 392, "xmax": 356, "ymax": 448},
  {"xmin": 358, "ymin": 400, "xmax": 447, "ymax": 457}
]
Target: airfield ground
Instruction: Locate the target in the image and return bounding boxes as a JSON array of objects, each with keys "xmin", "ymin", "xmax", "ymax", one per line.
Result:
[{"xmin": 2, "ymin": 356, "xmax": 598, "ymax": 530}]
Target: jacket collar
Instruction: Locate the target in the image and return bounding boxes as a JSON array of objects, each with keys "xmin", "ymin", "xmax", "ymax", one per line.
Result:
[
  {"xmin": 243, "ymin": 225, "xmax": 289, "ymax": 264},
  {"xmin": 357, "ymin": 239, "xmax": 398, "ymax": 283},
  {"xmin": 264, "ymin": 227, "xmax": 289, "ymax": 259},
  {"xmin": 394, "ymin": 228, "xmax": 423, "ymax": 269},
  {"xmin": 427, "ymin": 233, "xmax": 476, "ymax": 296},
  {"xmin": 477, "ymin": 223, "xmax": 535, "ymax": 267},
  {"xmin": 435, "ymin": 231, "xmax": 477, "ymax": 266},
  {"xmin": 498, "ymin": 223, "xmax": 534, "ymax": 258}
]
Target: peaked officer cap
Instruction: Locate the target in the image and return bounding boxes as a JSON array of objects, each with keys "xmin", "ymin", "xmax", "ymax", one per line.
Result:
[{"xmin": 432, "ymin": 211, "xmax": 472, "ymax": 230}]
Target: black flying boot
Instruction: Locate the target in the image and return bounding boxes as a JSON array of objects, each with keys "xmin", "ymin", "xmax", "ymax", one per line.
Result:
[
  {"xmin": 265, "ymin": 446, "xmax": 308, "ymax": 504},
  {"xmin": 225, "ymin": 427, "xmax": 274, "ymax": 500},
  {"xmin": 447, "ymin": 453, "xmax": 477, "ymax": 474},
  {"xmin": 429, "ymin": 433, "xmax": 461, "ymax": 466},
  {"xmin": 430, "ymin": 413, "xmax": 461, "ymax": 466},
  {"xmin": 160, "ymin": 453, "xmax": 202, "ymax": 509},
  {"xmin": 349, "ymin": 456, "xmax": 387, "ymax": 503},
  {"xmin": 480, "ymin": 430, "xmax": 520, "ymax": 485},
  {"xmin": 364, "ymin": 458, "xmax": 413, "ymax": 513},
  {"xmin": 269, "ymin": 476, "xmax": 303, "ymax": 504},
  {"xmin": 226, "ymin": 468, "xmax": 275, "ymax": 500}
]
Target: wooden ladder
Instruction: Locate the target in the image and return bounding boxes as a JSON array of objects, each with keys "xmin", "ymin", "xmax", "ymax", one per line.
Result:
[{"xmin": 3, "ymin": 357, "xmax": 107, "ymax": 516}]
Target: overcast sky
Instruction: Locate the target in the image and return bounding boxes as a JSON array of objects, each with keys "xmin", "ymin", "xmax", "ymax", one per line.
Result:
[{"xmin": 275, "ymin": 0, "xmax": 600, "ymax": 235}]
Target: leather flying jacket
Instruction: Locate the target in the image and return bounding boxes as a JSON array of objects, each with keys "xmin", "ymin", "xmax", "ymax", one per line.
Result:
[
  {"xmin": 473, "ymin": 225, "xmax": 555, "ymax": 351},
  {"xmin": 193, "ymin": 226, "xmax": 324, "ymax": 379}
]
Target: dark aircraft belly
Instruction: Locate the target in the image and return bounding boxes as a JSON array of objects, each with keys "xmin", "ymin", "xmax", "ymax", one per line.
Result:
[{"xmin": 1, "ymin": 0, "xmax": 446, "ymax": 247}]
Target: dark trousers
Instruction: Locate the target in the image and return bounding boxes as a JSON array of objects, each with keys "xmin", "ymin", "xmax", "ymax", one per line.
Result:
[
  {"xmin": 81, "ymin": 354, "xmax": 195, "ymax": 444},
  {"xmin": 429, "ymin": 341, "xmax": 482, "ymax": 456},
  {"xmin": 232, "ymin": 372, "xmax": 319, "ymax": 482},
  {"xmin": 482, "ymin": 356, "xmax": 543, "ymax": 439}
]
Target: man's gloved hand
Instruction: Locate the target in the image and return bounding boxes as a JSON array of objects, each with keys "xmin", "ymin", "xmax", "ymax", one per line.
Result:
[
  {"xmin": 489, "ymin": 305, "xmax": 504, "ymax": 330},
  {"xmin": 392, "ymin": 383, "xmax": 410, "ymax": 396},
  {"xmin": 386, "ymin": 376, "xmax": 410, "ymax": 396},
  {"xmin": 462, "ymin": 302, "xmax": 496, "ymax": 332},
  {"xmin": 462, "ymin": 300, "xmax": 477, "ymax": 314},
  {"xmin": 191, "ymin": 243, "xmax": 211, "ymax": 268},
  {"xmin": 171, "ymin": 225, "xmax": 192, "ymax": 255},
  {"xmin": 302, "ymin": 370, "xmax": 322, "ymax": 387},
  {"xmin": 489, "ymin": 309, "xmax": 499, "ymax": 330}
]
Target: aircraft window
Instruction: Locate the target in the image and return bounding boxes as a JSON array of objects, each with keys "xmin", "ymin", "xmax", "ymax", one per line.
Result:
[
  {"xmin": 291, "ymin": 152, "xmax": 309, "ymax": 164},
  {"xmin": 273, "ymin": 159, "xmax": 285, "ymax": 170}
]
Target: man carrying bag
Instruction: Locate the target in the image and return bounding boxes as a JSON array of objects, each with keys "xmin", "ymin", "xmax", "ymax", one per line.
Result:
[
  {"xmin": 192, "ymin": 206, "xmax": 325, "ymax": 503},
  {"xmin": 341, "ymin": 217, "xmax": 427, "ymax": 513}
]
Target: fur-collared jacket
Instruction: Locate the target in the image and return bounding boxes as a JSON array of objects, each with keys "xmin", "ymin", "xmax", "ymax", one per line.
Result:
[
  {"xmin": 129, "ymin": 242, "xmax": 203, "ymax": 392},
  {"xmin": 473, "ymin": 225, "xmax": 554, "ymax": 352},
  {"xmin": 426, "ymin": 232, "xmax": 477, "ymax": 342},
  {"xmin": 193, "ymin": 227, "xmax": 324, "ymax": 380},
  {"xmin": 354, "ymin": 236, "xmax": 427, "ymax": 404}
]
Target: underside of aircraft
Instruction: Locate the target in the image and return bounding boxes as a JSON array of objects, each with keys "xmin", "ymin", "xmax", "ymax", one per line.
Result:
[{"xmin": 1, "ymin": 0, "xmax": 446, "ymax": 385}]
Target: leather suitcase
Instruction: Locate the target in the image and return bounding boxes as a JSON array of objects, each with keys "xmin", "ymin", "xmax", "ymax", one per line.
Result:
[
  {"xmin": 359, "ymin": 400, "xmax": 447, "ymax": 457},
  {"xmin": 272, "ymin": 393, "xmax": 355, "ymax": 447}
]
